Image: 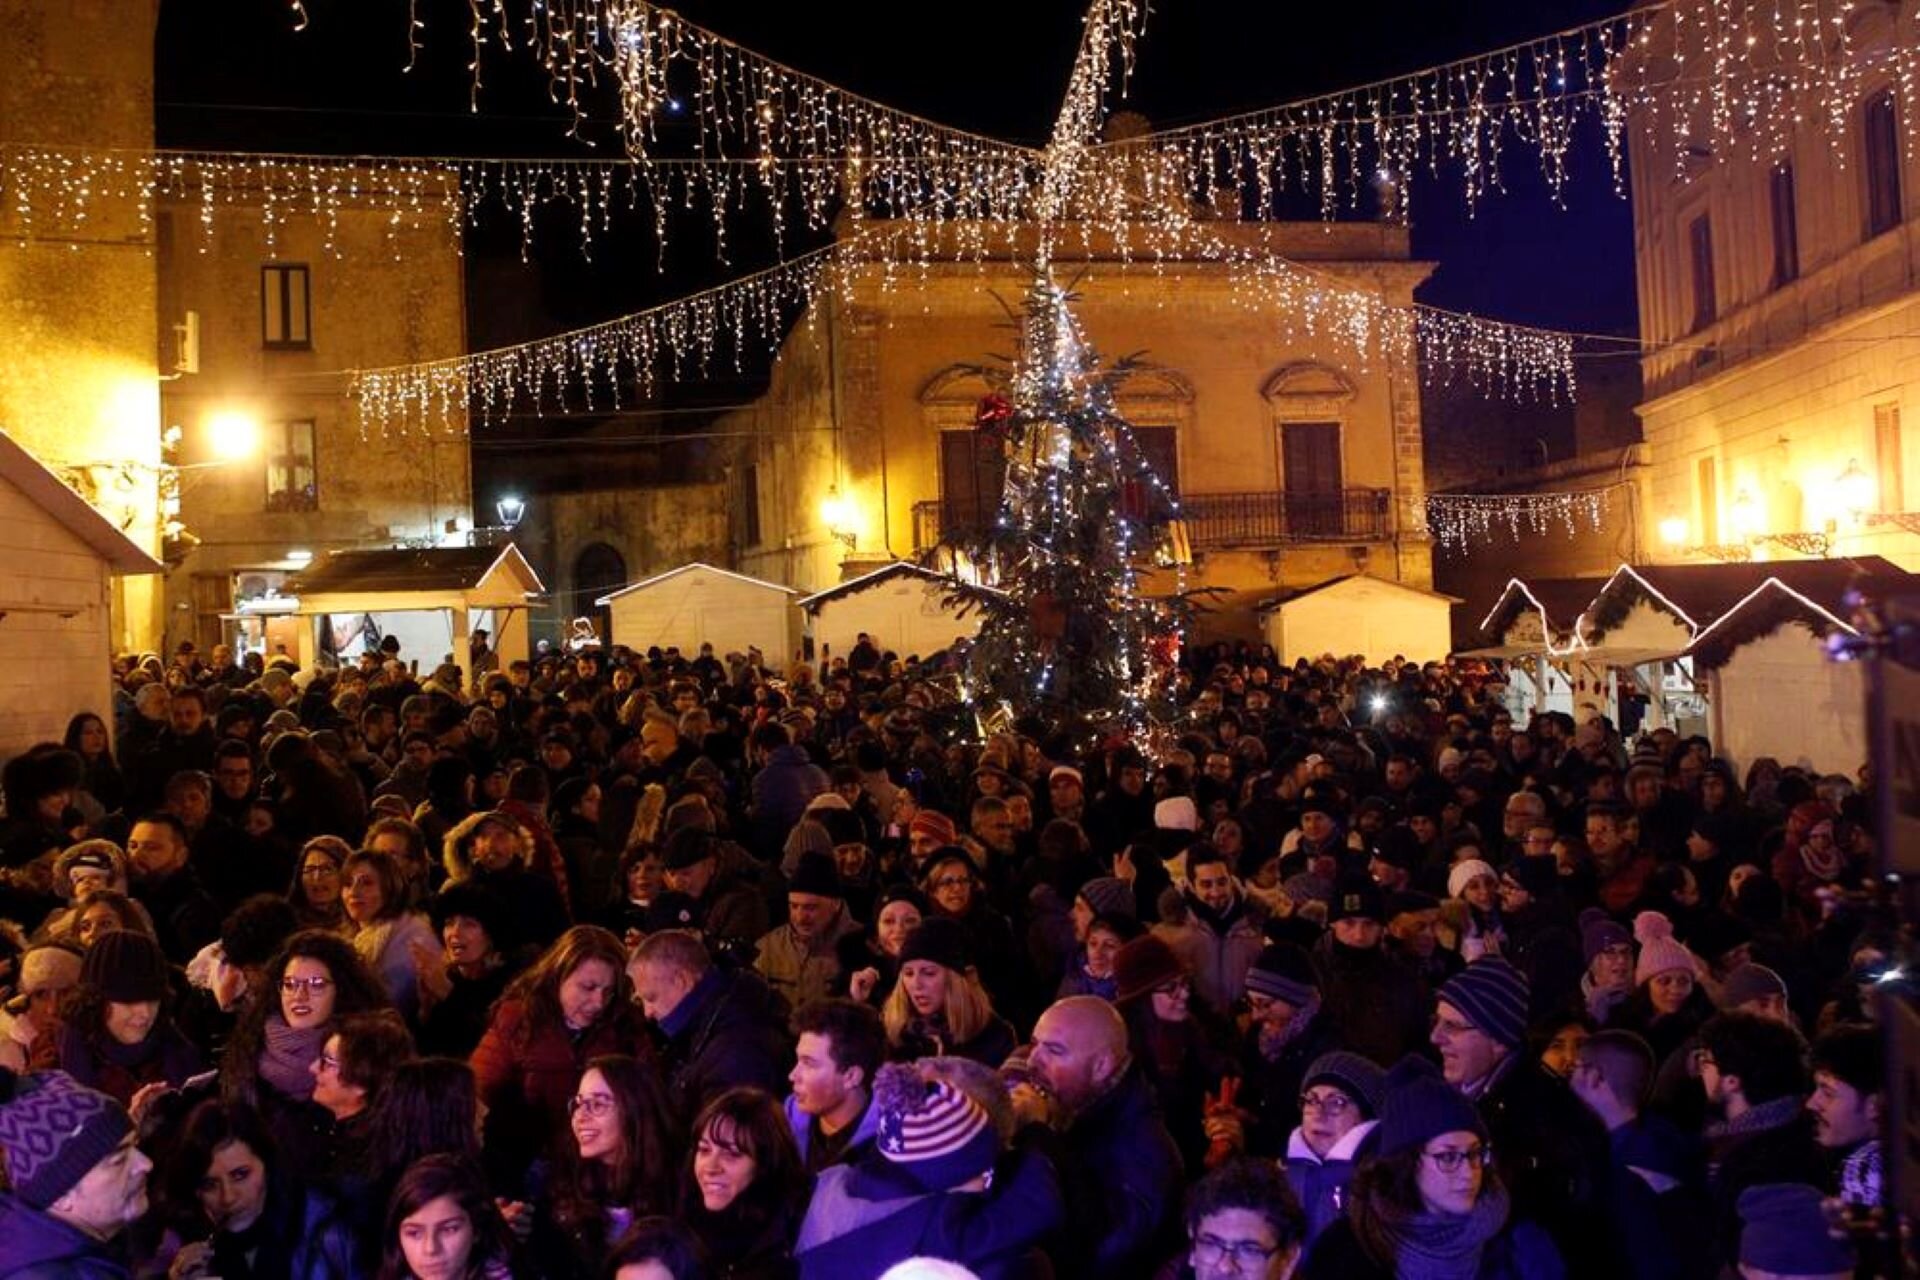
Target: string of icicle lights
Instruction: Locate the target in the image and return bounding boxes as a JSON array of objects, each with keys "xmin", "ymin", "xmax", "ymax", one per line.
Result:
[
  {"xmin": 1424, "ymin": 487, "xmax": 1614, "ymax": 552},
  {"xmin": 390, "ymin": 0, "xmax": 1915, "ymax": 222},
  {"xmin": 345, "ymin": 223, "xmax": 1576, "ymax": 438},
  {"xmin": 0, "ymin": 143, "xmax": 1037, "ymax": 264}
]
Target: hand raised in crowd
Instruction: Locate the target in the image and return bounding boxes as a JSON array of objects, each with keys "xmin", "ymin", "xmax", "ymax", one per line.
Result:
[
  {"xmin": 410, "ymin": 936, "xmax": 453, "ymax": 1006},
  {"xmin": 849, "ymin": 966, "xmax": 881, "ymax": 1002}
]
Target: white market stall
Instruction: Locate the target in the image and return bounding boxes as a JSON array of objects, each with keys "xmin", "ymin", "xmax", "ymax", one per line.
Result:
[
  {"xmin": 1256, "ymin": 574, "xmax": 1460, "ymax": 666},
  {"xmin": 1459, "ymin": 575, "xmax": 1611, "ymax": 722},
  {"xmin": 596, "ymin": 562, "xmax": 799, "ymax": 663},
  {"xmin": 288, "ymin": 544, "xmax": 545, "ymax": 688},
  {"xmin": 1682, "ymin": 570, "xmax": 1910, "ymax": 775},
  {"xmin": 799, "ymin": 561, "xmax": 981, "ymax": 665},
  {"xmin": 0, "ymin": 431, "xmax": 162, "ymax": 760}
]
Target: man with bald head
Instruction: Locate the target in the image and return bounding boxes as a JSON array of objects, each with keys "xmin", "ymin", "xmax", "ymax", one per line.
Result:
[{"xmin": 1018, "ymin": 995, "xmax": 1181, "ymax": 1275}]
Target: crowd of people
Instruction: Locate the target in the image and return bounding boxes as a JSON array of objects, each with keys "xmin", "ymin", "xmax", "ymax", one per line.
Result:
[{"xmin": 0, "ymin": 629, "xmax": 1899, "ymax": 1280}]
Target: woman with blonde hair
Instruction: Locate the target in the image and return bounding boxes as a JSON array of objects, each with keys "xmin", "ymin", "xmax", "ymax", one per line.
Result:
[
  {"xmin": 469, "ymin": 924, "xmax": 641, "ymax": 1168},
  {"xmin": 881, "ymin": 918, "xmax": 1015, "ymax": 1067}
]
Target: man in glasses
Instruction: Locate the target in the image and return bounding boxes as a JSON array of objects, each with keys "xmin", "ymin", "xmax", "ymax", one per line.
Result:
[{"xmin": 1179, "ymin": 1157, "xmax": 1305, "ymax": 1280}]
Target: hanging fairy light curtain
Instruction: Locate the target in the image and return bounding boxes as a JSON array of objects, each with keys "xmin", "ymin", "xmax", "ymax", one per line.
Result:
[
  {"xmin": 1078, "ymin": 0, "xmax": 1917, "ymax": 221},
  {"xmin": 1424, "ymin": 487, "xmax": 1617, "ymax": 552},
  {"xmin": 348, "ymin": 241, "xmax": 842, "ymax": 434}
]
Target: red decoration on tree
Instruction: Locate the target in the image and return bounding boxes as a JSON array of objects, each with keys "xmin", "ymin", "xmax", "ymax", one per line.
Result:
[{"xmin": 974, "ymin": 393, "xmax": 1014, "ymax": 442}]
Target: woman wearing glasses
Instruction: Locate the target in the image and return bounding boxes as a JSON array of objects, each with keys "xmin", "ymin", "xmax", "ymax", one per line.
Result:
[
  {"xmin": 469, "ymin": 925, "xmax": 642, "ymax": 1171},
  {"xmin": 1281, "ymin": 1052, "xmax": 1384, "ymax": 1248},
  {"xmin": 1299, "ymin": 1058, "xmax": 1563, "ymax": 1279},
  {"xmin": 1111, "ymin": 933, "xmax": 1237, "ymax": 1173},
  {"xmin": 879, "ymin": 916, "xmax": 1015, "ymax": 1068},
  {"xmin": 289, "ymin": 836, "xmax": 353, "ymax": 934},
  {"xmin": 220, "ymin": 929, "xmax": 394, "ymax": 1169},
  {"xmin": 528, "ymin": 1054, "xmax": 680, "ymax": 1279}
]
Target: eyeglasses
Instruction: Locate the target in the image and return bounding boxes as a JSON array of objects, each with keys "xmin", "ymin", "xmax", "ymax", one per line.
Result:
[
  {"xmin": 1421, "ymin": 1144, "xmax": 1490, "ymax": 1174},
  {"xmin": 1298, "ymin": 1090, "xmax": 1353, "ymax": 1115},
  {"xmin": 1154, "ymin": 978, "xmax": 1191, "ymax": 998},
  {"xmin": 1192, "ymin": 1234, "xmax": 1282, "ymax": 1269},
  {"xmin": 568, "ymin": 1094, "xmax": 616, "ymax": 1119},
  {"xmin": 281, "ymin": 975, "xmax": 333, "ymax": 995},
  {"xmin": 301, "ymin": 864, "xmax": 340, "ymax": 879},
  {"xmin": 930, "ymin": 876, "xmax": 972, "ymax": 891},
  {"xmin": 1688, "ymin": 1048, "xmax": 1717, "ymax": 1074},
  {"xmin": 316, "ymin": 1051, "xmax": 340, "ymax": 1072}
]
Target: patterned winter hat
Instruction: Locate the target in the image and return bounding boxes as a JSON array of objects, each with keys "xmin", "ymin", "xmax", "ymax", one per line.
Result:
[
  {"xmin": 872, "ymin": 1063, "xmax": 999, "ymax": 1192},
  {"xmin": 1077, "ymin": 876, "xmax": 1135, "ymax": 921},
  {"xmin": 1436, "ymin": 958, "xmax": 1531, "ymax": 1050},
  {"xmin": 0, "ymin": 1069, "xmax": 133, "ymax": 1209}
]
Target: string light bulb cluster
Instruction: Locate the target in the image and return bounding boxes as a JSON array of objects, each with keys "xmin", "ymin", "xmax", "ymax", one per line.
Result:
[{"xmin": 1424, "ymin": 487, "xmax": 1612, "ymax": 552}]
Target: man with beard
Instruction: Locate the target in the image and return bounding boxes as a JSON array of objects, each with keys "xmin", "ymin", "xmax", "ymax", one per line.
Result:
[
  {"xmin": 1695, "ymin": 1012, "xmax": 1827, "ymax": 1266},
  {"xmin": 126, "ymin": 812, "xmax": 223, "ymax": 963},
  {"xmin": 1158, "ymin": 844, "xmax": 1267, "ymax": 1017},
  {"xmin": 1015, "ymin": 996, "xmax": 1181, "ymax": 1276}
]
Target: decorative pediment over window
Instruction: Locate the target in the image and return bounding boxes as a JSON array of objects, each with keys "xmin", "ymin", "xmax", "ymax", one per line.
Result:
[
  {"xmin": 920, "ymin": 365, "xmax": 1003, "ymax": 408},
  {"xmin": 1261, "ymin": 362, "xmax": 1357, "ymax": 419},
  {"xmin": 1116, "ymin": 365, "xmax": 1195, "ymax": 422}
]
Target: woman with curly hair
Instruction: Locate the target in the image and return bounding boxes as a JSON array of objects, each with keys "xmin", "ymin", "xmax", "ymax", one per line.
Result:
[
  {"xmin": 220, "ymin": 928, "xmax": 393, "ymax": 1169},
  {"xmin": 469, "ymin": 925, "xmax": 640, "ymax": 1169},
  {"xmin": 66, "ymin": 887, "xmax": 157, "ymax": 950},
  {"xmin": 531, "ymin": 1054, "xmax": 681, "ymax": 1279}
]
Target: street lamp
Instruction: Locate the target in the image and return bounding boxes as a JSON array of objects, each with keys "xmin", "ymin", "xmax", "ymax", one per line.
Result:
[
  {"xmin": 1658, "ymin": 515, "xmax": 1689, "ymax": 547},
  {"xmin": 205, "ymin": 410, "xmax": 260, "ymax": 461},
  {"xmin": 496, "ymin": 495, "xmax": 526, "ymax": 529},
  {"xmin": 820, "ymin": 486, "xmax": 857, "ymax": 549}
]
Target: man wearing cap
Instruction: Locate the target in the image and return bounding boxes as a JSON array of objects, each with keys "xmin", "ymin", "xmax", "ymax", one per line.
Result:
[
  {"xmin": 1434, "ymin": 958, "xmax": 1613, "ymax": 1276},
  {"xmin": 793, "ymin": 1062, "xmax": 1063, "ymax": 1279},
  {"xmin": 1313, "ymin": 874, "xmax": 1431, "ymax": 1067},
  {"xmin": 1045, "ymin": 766, "xmax": 1086, "ymax": 826},
  {"xmin": 1087, "ymin": 749, "xmax": 1153, "ymax": 858},
  {"xmin": 756, "ymin": 852, "xmax": 861, "ymax": 1011},
  {"xmin": 664, "ymin": 826, "xmax": 771, "ymax": 950},
  {"xmin": 1383, "ymin": 889, "xmax": 1460, "ymax": 987},
  {"xmin": 0, "ymin": 1068, "xmax": 153, "ymax": 1277},
  {"xmin": 0, "ymin": 946, "xmax": 83, "ymax": 1074}
]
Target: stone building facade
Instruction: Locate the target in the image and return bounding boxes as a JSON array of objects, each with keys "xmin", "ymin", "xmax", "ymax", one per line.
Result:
[
  {"xmin": 0, "ymin": 0, "xmax": 164, "ymax": 651},
  {"xmin": 157, "ymin": 196, "xmax": 472, "ymax": 654},
  {"xmin": 1629, "ymin": 0, "xmax": 1919, "ymax": 568},
  {"xmin": 721, "ymin": 222, "xmax": 1436, "ymax": 641}
]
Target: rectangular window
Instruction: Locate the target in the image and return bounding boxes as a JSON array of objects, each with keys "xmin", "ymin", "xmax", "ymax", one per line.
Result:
[
  {"xmin": 1876, "ymin": 403, "xmax": 1904, "ymax": 513},
  {"xmin": 1687, "ymin": 214, "xmax": 1716, "ymax": 332},
  {"xmin": 1119, "ymin": 424, "xmax": 1179, "ymax": 521},
  {"xmin": 1864, "ymin": 90, "xmax": 1904, "ymax": 239},
  {"xmin": 741, "ymin": 465, "xmax": 762, "ymax": 547},
  {"xmin": 939, "ymin": 429, "xmax": 1007, "ymax": 536},
  {"xmin": 261, "ymin": 264, "xmax": 312, "ymax": 349},
  {"xmin": 1697, "ymin": 455, "xmax": 1719, "ymax": 544},
  {"xmin": 1281, "ymin": 421, "xmax": 1342, "ymax": 536},
  {"xmin": 265, "ymin": 420, "xmax": 317, "ymax": 512},
  {"xmin": 1769, "ymin": 164, "xmax": 1799, "ymax": 287}
]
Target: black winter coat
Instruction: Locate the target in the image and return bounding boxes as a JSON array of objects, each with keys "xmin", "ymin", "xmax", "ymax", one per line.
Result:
[
  {"xmin": 1477, "ymin": 1056, "xmax": 1617, "ymax": 1280},
  {"xmin": 1052, "ymin": 1065, "xmax": 1183, "ymax": 1279},
  {"xmin": 658, "ymin": 966, "xmax": 793, "ymax": 1114}
]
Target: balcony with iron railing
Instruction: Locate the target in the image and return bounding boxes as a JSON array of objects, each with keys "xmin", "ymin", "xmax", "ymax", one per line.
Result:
[{"xmin": 913, "ymin": 487, "xmax": 1393, "ymax": 551}]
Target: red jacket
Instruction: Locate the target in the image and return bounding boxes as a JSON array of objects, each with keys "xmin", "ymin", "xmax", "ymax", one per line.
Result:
[{"xmin": 470, "ymin": 997, "xmax": 643, "ymax": 1160}]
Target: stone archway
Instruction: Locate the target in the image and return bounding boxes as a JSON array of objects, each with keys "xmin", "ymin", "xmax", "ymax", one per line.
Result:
[{"xmin": 571, "ymin": 541, "xmax": 627, "ymax": 643}]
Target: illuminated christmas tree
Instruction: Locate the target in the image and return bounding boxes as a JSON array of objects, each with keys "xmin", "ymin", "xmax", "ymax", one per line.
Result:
[{"xmin": 938, "ymin": 275, "xmax": 1195, "ymax": 741}]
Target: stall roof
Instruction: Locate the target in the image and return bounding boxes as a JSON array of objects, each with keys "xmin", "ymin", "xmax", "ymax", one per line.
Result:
[
  {"xmin": 288, "ymin": 544, "xmax": 545, "ymax": 598},
  {"xmin": 1578, "ymin": 558, "xmax": 1904, "ymax": 643},
  {"xmin": 1254, "ymin": 573, "xmax": 1462, "ymax": 613},
  {"xmin": 0, "ymin": 431, "xmax": 163, "ymax": 575},
  {"xmin": 1473, "ymin": 575, "xmax": 1609, "ymax": 646},
  {"xmin": 796, "ymin": 561, "xmax": 1004, "ymax": 612},
  {"xmin": 596, "ymin": 561, "xmax": 797, "ymax": 608},
  {"xmin": 1683, "ymin": 567, "xmax": 1914, "ymax": 669}
]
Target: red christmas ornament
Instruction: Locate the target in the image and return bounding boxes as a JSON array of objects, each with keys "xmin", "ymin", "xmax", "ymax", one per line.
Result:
[{"xmin": 974, "ymin": 393, "xmax": 1014, "ymax": 442}]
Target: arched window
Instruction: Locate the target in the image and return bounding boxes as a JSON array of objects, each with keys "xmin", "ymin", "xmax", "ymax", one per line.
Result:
[
  {"xmin": 1262, "ymin": 362, "xmax": 1357, "ymax": 537},
  {"xmin": 571, "ymin": 542, "xmax": 627, "ymax": 642}
]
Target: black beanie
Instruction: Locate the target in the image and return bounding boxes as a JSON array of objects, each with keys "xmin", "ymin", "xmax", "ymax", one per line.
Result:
[
  {"xmin": 81, "ymin": 929, "xmax": 169, "ymax": 1004},
  {"xmin": 898, "ymin": 916, "xmax": 973, "ymax": 973}
]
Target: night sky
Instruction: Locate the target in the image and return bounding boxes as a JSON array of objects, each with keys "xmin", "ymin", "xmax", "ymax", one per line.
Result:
[{"xmin": 154, "ymin": 2, "xmax": 1639, "ymax": 406}]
